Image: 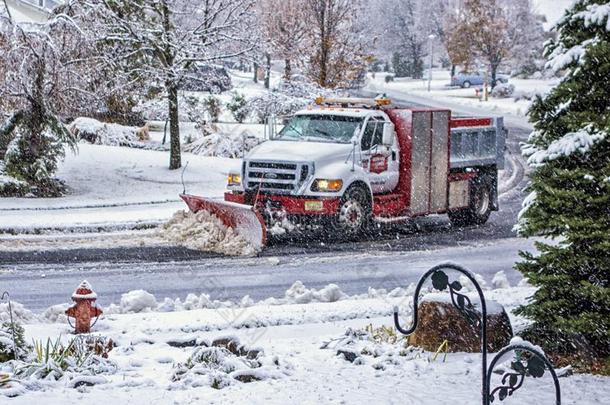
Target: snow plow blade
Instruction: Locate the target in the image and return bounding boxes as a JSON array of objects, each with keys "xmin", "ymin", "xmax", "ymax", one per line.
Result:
[{"xmin": 180, "ymin": 194, "xmax": 267, "ymax": 249}]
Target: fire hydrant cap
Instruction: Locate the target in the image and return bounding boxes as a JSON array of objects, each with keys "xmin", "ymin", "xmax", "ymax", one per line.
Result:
[{"xmin": 72, "ymin": 280, "xmax": 98, "ymax": 301}]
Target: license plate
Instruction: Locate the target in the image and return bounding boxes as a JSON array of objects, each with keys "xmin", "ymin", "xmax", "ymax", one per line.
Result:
[{"xmin": 304, "ymin": 200, "xmax": 324, "ymax": 211}]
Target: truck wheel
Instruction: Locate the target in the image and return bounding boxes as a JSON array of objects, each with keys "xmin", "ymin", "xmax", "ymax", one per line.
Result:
[
  {"xmin": 449, "ymin": 180, "xmax": 492, "ymax": 227},
  {"xmin": 333, "ymin": 186, "xmax": 371, "ymax": 237}
]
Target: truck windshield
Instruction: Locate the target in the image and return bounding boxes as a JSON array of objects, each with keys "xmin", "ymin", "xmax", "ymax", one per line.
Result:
[{"xmin": 277, "ymin": 115, "xmax": 363, "ymax": 143}]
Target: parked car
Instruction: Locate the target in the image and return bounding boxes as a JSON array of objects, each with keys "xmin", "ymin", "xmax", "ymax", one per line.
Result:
[
  {"xmin": 451, "ymin": 71, "xmax": 509, "ymax": 88},
  {"xmin": 179, "ymin": 64, "xmax": 233, "ymax": 93}
]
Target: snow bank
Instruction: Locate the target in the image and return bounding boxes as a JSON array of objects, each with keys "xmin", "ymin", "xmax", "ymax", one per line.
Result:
[
  {"xmin": 492, "ymin": 271, "xmax": 511, "ymax": 289},
  {"xmin": 284, "ymin": 281, "xmax": 347, "ymax": 304},
  {"xmin": 0, "ymin": 301, "xmax": 35, "ymax": 324},
  {"xmin": 68, "ymin": 117, "xmax": 148, "ymax": 147},
  {"xmin": 118, "ymin": 290, "xmax": 157, "ymax": 313},
  {"xmin": 182, "ymin": 129, "xmax": 261, "ymax": 158},
  {"xmin": 160, "ymin": 210, "xmax": 258, "ymax": 256}
]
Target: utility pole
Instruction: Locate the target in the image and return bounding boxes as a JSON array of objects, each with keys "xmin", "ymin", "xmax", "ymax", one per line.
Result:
[{"xmin": 427, "ymin": 34, "xmax": 435, "ymax": 92}]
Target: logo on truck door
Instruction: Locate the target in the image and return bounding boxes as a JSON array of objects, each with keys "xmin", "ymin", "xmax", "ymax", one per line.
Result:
[{"xmin": 369, "ymin": 154, "xmax": 389, "ymax": 174}]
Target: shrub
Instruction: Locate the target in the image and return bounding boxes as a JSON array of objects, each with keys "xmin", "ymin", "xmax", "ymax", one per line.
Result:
[
  {"xmin": 226, "ymin": 93, "xmax": 249, "ymax": 123},
  {"xmin": 491, "ymin": 83, "xmax": 515, "ymax": 98},
  {"xmin": 203, "ymin": 96, "xmax": 222, "ymax": 123},
  {"xmin": 385, "ymin": 75, "xmax": 394, "ymax": 83}
]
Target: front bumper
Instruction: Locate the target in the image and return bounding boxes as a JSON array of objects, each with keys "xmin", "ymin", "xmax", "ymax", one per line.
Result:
[{"xmin": 225, "ymin": 192, "xmax": 339, "ymax": 215}]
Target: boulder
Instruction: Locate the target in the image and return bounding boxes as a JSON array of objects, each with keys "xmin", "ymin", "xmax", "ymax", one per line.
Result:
[{"xmin": 407, "ymin": 293, "xmax": 513, "ymax": 353}]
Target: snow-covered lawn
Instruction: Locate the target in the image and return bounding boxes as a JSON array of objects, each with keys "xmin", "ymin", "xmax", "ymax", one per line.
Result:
[
  {"xmin": 0, "ymin": 144, "xmax": 239, "ymax": 232},
  {"xmin": 366, "ymin": 70, "xmax": 559, "ymax": 119},
  {"xmin": 1, "ymin": 281, "xmax": 608, "ymax": 404}
]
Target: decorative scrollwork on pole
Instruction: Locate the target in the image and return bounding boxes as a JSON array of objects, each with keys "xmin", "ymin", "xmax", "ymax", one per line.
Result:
[
  {"xmin": 393, "ymin": 262, "xmax": 489, "ymax": 405},
  {"xmin": 487, "ymin": 344, "xmax": 561, "ymax": 404},
  {"xmin": 392, "ymin": 262, "xmax": 562, "ymax": 405}
]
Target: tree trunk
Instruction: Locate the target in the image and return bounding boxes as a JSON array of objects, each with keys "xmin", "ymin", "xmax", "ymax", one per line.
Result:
[
  {"xmin": 284, "ymin": 59, "xmax": 291, "ymax": 81},
  {"xmin": 318, "ymin": 4, "xmax": 328, "ymax": 87},
  {"xmin": 264, "ymin": 53, "xmax": 271, "ymax": 89},
  {"xmin": 167, "ymin": 83, "xmax": 181, "ymax": 170},
  {"xmin": 490, "ymin": 64, "xmax": 498, "ymax": 89},
  {"xmin": 253, "ymin": 62, "xmax": 258, "ymax": 83},
  {"xmin": 450, "ymin": 64, "xmax": 456, "ymax": 77}
]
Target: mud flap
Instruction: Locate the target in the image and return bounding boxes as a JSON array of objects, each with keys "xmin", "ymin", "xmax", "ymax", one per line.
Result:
[{"xmin": 180, "ymin": 194, "xmax": 267, "ymax": 250}]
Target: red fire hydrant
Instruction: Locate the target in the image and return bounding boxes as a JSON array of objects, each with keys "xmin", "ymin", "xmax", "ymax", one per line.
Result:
[{"xmin": 65, "ymin": 280, "xmax": 103, "ymax": 334}]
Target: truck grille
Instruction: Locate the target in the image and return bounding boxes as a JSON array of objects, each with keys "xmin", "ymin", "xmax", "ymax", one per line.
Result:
[{"xmin": 244, "ymin": 160, "xmax": 313, "ymax": 194}]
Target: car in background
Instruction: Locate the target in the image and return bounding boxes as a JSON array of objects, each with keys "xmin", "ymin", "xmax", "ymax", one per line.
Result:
[
  {"xmin": 451, "ymin": 71, "xmax": 509, "ymax": 88},
  {"xmin": 179, "ymin": 64, "xmax": 233, "ymax": 93}
]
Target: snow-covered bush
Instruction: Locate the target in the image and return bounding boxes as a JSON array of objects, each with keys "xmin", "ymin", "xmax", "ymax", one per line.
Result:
[
  {"xmin": 13, "ymin": 336, "xmax": 117, "ymax": 382},
  {"xmin": 203, "ymin": 96, "xmax": 222, "ymax": 123},
  {"xmin": 491, "ymin": 83, "xmax": 515, "ymax": 98},
  {"xmin": 170, "ymin": 336, "xmax": 289, "ymax": 390},
  {"xmin": 0, "ymin": 322, "xmax": 28, "ymax": 362},
  {"xmin": 3, "ymin": 114, "xmax": 75, "ymax": 197},
  {"xmin": 247, "ymin": 92, "xmax": 309, "ymax": 123},
  {"xmin": 0, "ymin": 169, "xmax": 29, "ymax": 197},
  {"xmin": 226, "ymin": 93, "xmax": 249, "ymax": 123},
  {"xmin": 68, "ymin": 117, "xmax": 149, "ymax": 147},
  {"xmin": 182, "ymin": 129, "xmax": 261, "ymax": 158}
]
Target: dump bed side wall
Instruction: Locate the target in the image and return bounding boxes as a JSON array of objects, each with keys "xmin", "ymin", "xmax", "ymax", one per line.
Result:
[{"xmin": 449, "ymin": 117, "xmax": 505, "ymax": 170}]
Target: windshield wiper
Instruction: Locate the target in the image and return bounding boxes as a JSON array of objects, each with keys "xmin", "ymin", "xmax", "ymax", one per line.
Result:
[{"xmin": 313, "ymin": 128, "xmax": 332, "ymax": 138}]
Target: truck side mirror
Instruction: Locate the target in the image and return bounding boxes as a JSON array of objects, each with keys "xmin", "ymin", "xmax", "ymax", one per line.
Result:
[{"xmin": 382, "ymin": 122, "xmax": 395, "ymax": 146}]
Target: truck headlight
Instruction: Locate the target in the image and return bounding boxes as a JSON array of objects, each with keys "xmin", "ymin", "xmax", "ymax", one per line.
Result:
[
  {"xmin": 227, "ymin": 173, "xmax": 241, "ymax": 187},
  {"xmin": 311, "ymin": 178, "xmax": 343, "ymax": 192}
]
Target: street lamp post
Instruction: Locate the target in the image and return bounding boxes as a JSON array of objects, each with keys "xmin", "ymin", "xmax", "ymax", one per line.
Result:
[{"xmin": 428, "ymin": 34, "xmax": 435, "ymax": 92}]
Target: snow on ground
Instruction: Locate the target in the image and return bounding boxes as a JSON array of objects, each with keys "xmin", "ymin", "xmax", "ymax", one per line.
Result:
[
  {"xmin": 366, "ymin": 69, "xmax": 559, "ymax": 119},
  {"xmin": 1, "ymin": 281, "xmax": 608, "ymax": 404},
  {"xmin": 0, "ymin": 143, "xmax": 239, "ymax": 232}
]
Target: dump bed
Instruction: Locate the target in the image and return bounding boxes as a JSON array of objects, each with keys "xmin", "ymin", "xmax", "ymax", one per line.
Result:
[{"xmin": 449, "ymin": 117, "xmax": 506, "ymax": 170}]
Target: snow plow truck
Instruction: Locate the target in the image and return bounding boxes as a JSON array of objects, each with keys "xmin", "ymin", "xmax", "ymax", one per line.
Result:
[{"xmin": 181, "ymin": 96, "xmax": 506, "ymax": 249}]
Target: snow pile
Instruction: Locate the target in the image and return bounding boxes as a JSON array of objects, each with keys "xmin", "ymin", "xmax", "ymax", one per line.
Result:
[
  {"xmin": 283, "ymin": 281, "xmax": 347, "ymax": 304},
  {"xmin": 40, "ymin": 304, "xmax": 69, "ymax": 323},
  {"xmin": 160, "ymin": 210, "xmax": 258, "ymax": 256},
  {"xmin": 117, "ymin": 290, "xmax": 157, "ymax": 313},
  {"xmin": 182, "ymin": 129, "xmax": 261, "ymax": 158},
  {"xmin": 68, "ymin": 117, "xmax": 149, "ymax": 147},
  {"xmin": 0, "ymin": 301, "xmax": 35, "ymax": 324},
  {"xmin": 170, "ymin": 336, "xmax": 290, "ymax": 390},
  {"xmin": 524, "ymin": 126, "xmax": 606, "ymax": 166},
  {"xmin": 492, "ymin": 271, "xmax": 511, "ymax": 289}
]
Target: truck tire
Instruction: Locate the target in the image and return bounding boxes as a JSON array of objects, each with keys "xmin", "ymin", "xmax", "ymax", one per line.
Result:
[
  {"xmin": 448, "ymin": 178, "xmax": 492, "ymax": 227},
  {"xmin": 332, "ymin": 185, "xmax": 372, "ymax": 237}
]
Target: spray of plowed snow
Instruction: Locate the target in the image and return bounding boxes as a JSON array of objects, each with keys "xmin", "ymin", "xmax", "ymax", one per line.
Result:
[{"xmin": 160, "ymin": 210, "xmax": 258, "ymax": 256}]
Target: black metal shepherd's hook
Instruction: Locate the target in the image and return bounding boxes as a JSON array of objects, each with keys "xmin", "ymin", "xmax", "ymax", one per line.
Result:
[
  {"xmin": 393, "ymin": 262, "xmax": 561, "ymax": 405},
  {"xmin": 1, "ymin": 291, "xmax": 18, "ymax": 360}
]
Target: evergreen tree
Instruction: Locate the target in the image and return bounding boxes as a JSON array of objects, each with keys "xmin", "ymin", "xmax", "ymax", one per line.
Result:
[{"xmin": 515, "ymin": 0, "xmax": 610, "ymax": 363}]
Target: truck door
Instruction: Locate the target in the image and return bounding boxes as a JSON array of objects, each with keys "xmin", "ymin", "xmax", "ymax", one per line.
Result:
[
  {"xmin": 410, "ymin": 110, "xmax": 450, "ymax": 215},
  {"xmin": 360, "ymin": 116, "xmax": 400, "ymax": 194}
]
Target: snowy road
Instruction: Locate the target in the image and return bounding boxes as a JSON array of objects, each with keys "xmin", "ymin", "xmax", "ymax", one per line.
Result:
[{"xmin": 0, "ymin": 93, "xmax": 533, "ymax": 312}]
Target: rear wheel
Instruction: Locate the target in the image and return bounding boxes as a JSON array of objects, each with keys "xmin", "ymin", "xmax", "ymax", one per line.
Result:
[
  {"xmin": 462, "ymin": 81, "xmax": 471, "ymax": 88},
  {"xmin": 449, "ymin": 179, "xmax": 492, "ymax": 227},
  {"xmin": 332, "ymin": 186, "xmax": 371, "ymax": 237}
]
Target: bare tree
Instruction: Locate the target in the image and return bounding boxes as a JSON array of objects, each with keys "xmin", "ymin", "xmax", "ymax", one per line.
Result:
[
  {"xmin": 258, "ymin": 0, "xmax": 307, "ymax": 81},
  {"xmin": 82, "ymin": 0, "xmax": 255, "ymax": 170},
  {"xmin": 303, "ymin": 0, "xmax": 370, "ymax": 88}
]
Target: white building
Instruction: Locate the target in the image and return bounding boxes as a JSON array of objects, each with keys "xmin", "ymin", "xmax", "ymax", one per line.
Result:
[{"xmin": 4, "ymin": 0, "xmax": 61, "ymax": 23}]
